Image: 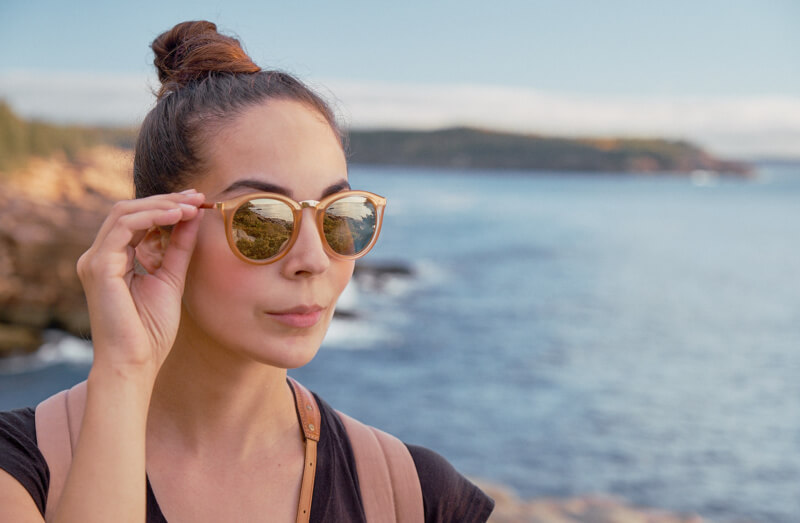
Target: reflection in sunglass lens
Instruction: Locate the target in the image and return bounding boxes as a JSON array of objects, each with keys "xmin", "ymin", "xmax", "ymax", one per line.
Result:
[
  {"xmin": 323, "ymin": 196, "xmax": 377, "ymax": 255},
  {"xmin": 232, "ymin": 198, "xmax": 294, "ymax": 260}
]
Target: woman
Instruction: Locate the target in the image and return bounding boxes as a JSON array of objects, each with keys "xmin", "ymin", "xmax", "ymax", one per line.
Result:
[{"xmin": 0, "ymin": 21, "xmax": 493, "ymax": 522}]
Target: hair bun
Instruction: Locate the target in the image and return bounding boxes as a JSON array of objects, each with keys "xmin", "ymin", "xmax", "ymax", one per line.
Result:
[{"xmin": 151, "ymin": 20, "xmax": 261, "ymax": 98}]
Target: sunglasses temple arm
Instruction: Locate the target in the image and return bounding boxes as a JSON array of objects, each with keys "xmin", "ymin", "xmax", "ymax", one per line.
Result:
[{"xmin": 198, "ymin": 203, "xmax": 216, "ymax": 209}]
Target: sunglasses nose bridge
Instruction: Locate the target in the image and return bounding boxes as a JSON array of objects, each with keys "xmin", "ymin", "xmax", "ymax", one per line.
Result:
[
  {"xmin": 299, "ymin": 199, "xmax": 321, "ymax": 209},
  {"xmin": 297, "ymin": 200, "xmax": 326, "ymax": 232},
  {"xmin": 294, "ymin": 200, "xmax": 327, "ymax": 241},
  {"xmin": 297, "ymin": 200, "xmax": 324, "ymax": 235}
]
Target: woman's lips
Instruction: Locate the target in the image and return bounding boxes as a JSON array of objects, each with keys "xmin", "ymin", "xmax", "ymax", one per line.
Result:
[{"xmin": 265, "ymin": 306, "xmax": 324, "ymax": 328}]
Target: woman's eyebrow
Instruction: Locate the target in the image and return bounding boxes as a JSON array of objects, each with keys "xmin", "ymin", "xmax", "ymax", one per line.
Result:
[
  {"xmin": 219, "ymin": 179, "xmax": 290, "ymax": 197},
  {"xmin": 219, "ymin": 179, "xmax": 351, "ymax": 199},
  {"xmin": 320, "ymin": 180, "xmax": 351, "ymax": 198}
]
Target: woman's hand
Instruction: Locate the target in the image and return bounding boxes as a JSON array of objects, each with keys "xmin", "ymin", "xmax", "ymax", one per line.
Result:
[{"xmin": 77, "ymin": 190, "xmax": 206, "ymax": 380}]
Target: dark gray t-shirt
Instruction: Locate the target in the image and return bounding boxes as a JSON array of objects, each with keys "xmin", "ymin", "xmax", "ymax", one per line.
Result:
[{"xmin": 0, "ymin": 393, "xmax": 493, "ymax": 522}]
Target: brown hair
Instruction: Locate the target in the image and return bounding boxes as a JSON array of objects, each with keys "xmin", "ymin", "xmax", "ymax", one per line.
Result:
[{"xmin": 133, "ymin": 21, "xmax": 342, "ymax": 198}]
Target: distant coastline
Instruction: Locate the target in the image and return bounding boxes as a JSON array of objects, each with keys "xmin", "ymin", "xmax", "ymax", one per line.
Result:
[
  {"xmin": 1, "ymin": 100, "xmax": 755, "ymax": 176},
  {"xmin": 347, "ymin": 127, "xmax": 754, "ymax": 176}
]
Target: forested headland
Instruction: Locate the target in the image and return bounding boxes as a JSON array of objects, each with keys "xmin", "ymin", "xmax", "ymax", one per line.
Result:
[
  {"xmin": 1, "ymin": 101, "xmax": 752, "ymax": 176},
  {"xmin": 346, "ymin": 127, "xmax": 752, "ymax": 175},
  {"xmin": 0, "ymin": 102, "xmax": 135, "ymax": 174}
]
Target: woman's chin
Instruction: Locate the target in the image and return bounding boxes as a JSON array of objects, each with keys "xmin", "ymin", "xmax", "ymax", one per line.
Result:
[
  {"xmin": 251, "ymin": 342, "xmax": 322, "ymax": 370},
  {"xmin": 247, "ymin": 322, "xmax": 330, "ymax": 369}
]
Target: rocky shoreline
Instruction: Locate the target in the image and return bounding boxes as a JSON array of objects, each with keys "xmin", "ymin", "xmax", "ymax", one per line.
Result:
[
  {"xmin": 0, "ymin": 146, "xmax": 133, "ymax": 355},
  {"xmin": 474, "ymin": 480, "xmax": 705, "ymax": 522}
]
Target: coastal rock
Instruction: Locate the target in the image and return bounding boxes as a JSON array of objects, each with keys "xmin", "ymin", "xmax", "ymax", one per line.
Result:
[
  {"xmin": 352, "ymin": 261, "xmax": 414, "ymax": 292},
  {"xmin": 474, "ymin": 480, "xmax": 704, "ymax": 523},
  {"xmin": 0, "ymin": 324, "xmax": 42, "ymax": 356},
  {"xmin": 0, "ymin": 147, "xmax": 132, "ymax": 355},
  {"xmin": 333, "ymin": 261, "xmax": 414, "ymax": 319}
]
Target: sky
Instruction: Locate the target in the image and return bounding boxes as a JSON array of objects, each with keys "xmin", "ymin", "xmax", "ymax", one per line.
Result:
[{"xmin": 1, "ymin": 0, "xmax": 799, "ymax": 158}]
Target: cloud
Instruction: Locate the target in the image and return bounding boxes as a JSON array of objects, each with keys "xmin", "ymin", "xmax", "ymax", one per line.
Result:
[
  {"xmin": 2, "ymin": 70, "xmax": 799, "ymax": 157},
  {"xmin": 325, "ymin": 81, "xmax": 800, "ymax": 158},
  {"xmin": 0, "ymin": 70, "xmax": 156, "ymax": 126}
]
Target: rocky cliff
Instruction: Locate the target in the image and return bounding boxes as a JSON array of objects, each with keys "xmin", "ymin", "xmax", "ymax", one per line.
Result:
[
  {"xmin": 0, "ymin": 146, "xmax": 133, "ymax": 355},
  {"xmin": 476, "ymin": 480, "xmax": 703, "ymax": 522}
]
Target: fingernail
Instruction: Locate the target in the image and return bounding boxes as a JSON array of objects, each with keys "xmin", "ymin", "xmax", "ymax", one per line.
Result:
[
  {"xmin": 179, "ymin": 189, "xmax": 197, "ymax": 194},
  {"xmin": 179, "ymin": 203, "xmax": 197, "ymax": 211}
]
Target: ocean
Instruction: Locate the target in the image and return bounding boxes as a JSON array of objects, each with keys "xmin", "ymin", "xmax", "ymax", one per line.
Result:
[{"xmin": 2, "ymin": 165, "xmax": 799, "ymax": 522}]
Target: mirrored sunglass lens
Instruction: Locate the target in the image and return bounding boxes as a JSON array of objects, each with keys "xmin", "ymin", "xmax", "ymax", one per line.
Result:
[
  {"xmin": 231, "ymin": 198, "xmax": 294, "ymax": 260},
  {"xmin": 323, "ymin": 196, "xmax": 377, "ymax": 256}
]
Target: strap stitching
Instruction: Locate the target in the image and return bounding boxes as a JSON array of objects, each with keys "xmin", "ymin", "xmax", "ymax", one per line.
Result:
[{"xmin": 63, "ymin": 387, "xmax": 75, "ymax": 457}]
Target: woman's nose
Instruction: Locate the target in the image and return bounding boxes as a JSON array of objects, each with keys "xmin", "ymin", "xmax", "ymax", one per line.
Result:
[{"xmin": 280, "ymin": 208, "xmax": 330, "ymax": 278}]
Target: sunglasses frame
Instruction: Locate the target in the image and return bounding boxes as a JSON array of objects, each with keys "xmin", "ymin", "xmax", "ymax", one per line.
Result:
[{"xmin": 199, "ymin": 190, "xmax": 386, "ymax": 265}]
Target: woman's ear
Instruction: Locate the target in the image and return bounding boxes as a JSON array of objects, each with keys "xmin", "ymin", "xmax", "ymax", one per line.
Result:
[{"xmin": 135, "ymin": 227, "xmax": 170, "ymax": 274}]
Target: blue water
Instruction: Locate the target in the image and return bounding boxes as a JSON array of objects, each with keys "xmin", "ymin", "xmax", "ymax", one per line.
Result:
[{"xmin": 2, "ymin": 166, "xmax": 799, "ymax": 522}]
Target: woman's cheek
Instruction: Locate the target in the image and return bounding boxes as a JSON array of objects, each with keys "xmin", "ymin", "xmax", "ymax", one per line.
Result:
[
  {"xmin": 183, "ymin": 222, "xmax": 249, "ymax": 312},
  {"xmin": 334, "ymin": 261, "xmax": 355, "ymax": 301}
]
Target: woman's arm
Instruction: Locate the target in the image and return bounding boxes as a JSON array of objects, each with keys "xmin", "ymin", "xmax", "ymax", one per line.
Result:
[
  {"xmin": 0, "ymin": 468, "xmax": 44, "ymax": 523},
  {"xmin": 25, "ymin": 191, "xmax": 205, "ymax": 523},
  {"xmin": 52, "ymin": 370, "xmax": 154, "ymax": 523}
]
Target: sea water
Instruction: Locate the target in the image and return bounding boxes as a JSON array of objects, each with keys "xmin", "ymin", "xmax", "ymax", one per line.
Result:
[{"xmin": 2, "ymin": 165, "xmax": 799, "ymax": 522}]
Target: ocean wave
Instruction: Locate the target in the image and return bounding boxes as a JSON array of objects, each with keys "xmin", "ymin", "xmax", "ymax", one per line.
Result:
[
  {"xmin": 1, "ymin": 258, "xmax": 442, "ymax": 362},
  {"xmin": 324, "ymin": 258, "xmax": 443, "ymax": 351},
  {"xmin": 0, "ymin": 330, "xmax": 93, "ymax": 374},
  {"xmin": 322, "ymin": 316, "xmax": 402, "ymax": 351}
]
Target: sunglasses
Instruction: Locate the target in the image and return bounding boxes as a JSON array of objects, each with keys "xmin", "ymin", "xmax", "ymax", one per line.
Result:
[{"xmin": 199, "ymin": 190, "xmax": 386, "ymax": 264}]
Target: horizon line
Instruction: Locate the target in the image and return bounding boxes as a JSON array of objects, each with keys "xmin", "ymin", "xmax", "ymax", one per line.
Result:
[{"xmin": 1, "ymin": 70, "xmax": 799, "ymax": 158}]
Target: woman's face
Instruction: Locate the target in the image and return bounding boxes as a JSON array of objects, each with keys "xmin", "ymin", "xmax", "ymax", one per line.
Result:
[{"xmin": 179, "ymin": 99, "xmax": 352, "ymax": 369}]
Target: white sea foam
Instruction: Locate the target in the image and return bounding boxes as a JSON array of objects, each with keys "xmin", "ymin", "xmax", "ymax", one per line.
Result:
[
  {"xmin": 2, "ymin": 259, "xmax": 435, "ymax": 363},
  {"xmin": 335, "ymin": 281, "xmax": 359, "ymax": 314},
  {"xmin": 37, "ymin": 333, "xmax": 94, "ymax": 365},
  {"xmin": 323, "ymin": 259, "xmax": 434, "ymax": 350},
  {"xmin": 378, "ymin": 276, "xmax": 414, "ymax": 298},
  {"xmin": 323, "ymin": 316, "xmax": 400, "ymax": 351},
  {"xmin": 0, "ymin": 331, "xmax": 93, "ymax": 374},
  {"xmin": 412, "ymin": 259, "xmax": 450, "ymax": 285}
]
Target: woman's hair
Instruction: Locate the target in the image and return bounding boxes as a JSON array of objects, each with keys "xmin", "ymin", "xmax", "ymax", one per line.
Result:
[{"xmin": 133, "ymin": 21, "xmax": 342, "ymax": 198}]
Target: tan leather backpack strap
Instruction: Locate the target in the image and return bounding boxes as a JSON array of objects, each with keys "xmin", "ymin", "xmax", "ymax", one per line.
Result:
[
  {"xmin": 35, "ymin": 380, "xmax": 87, "ymax": 521},
  {"xmin": 337, "ymin": 411, "xmax": 424, "ymax": 523},
  {"xmin": 287, "ymin": 378, "xmax": 321, "ymax": 523}
]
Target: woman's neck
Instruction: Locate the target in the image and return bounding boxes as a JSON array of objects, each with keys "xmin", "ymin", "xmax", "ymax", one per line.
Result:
[{"xmin": 146, "ymin": 324, "xmax": 301, "ymax": 462}]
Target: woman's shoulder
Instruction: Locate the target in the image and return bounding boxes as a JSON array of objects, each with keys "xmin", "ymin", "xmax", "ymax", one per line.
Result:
[
  {"xmin": 0, "ymin": 407, "xmax": 49, "ymax": 517},
  {"xmin": 311, "ymin": 392, "xmax": 494, "ymax": 523},
  {"xmin": 406, "ymin": 444, "xmax": 494, "ymax": 522}
]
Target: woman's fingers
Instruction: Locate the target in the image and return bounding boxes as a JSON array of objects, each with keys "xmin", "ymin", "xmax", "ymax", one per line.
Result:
[
  {"xmin": 102, "ymin": 204, "xmax": 199, "ymax": 254},
  {"xmin": 78, "ymin": 192, "xmax": 206, "ymax": 286},
  {"xmin": 99, "ymin": 193, "xmax": 204, "ymax": 247},
  {"xmin": 93, "ymin": 191, "xmax": 205, "ymax": 247},
  {"xmin": 154, "ymin": 208, "xmax": 204, "ymax": 289}
]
